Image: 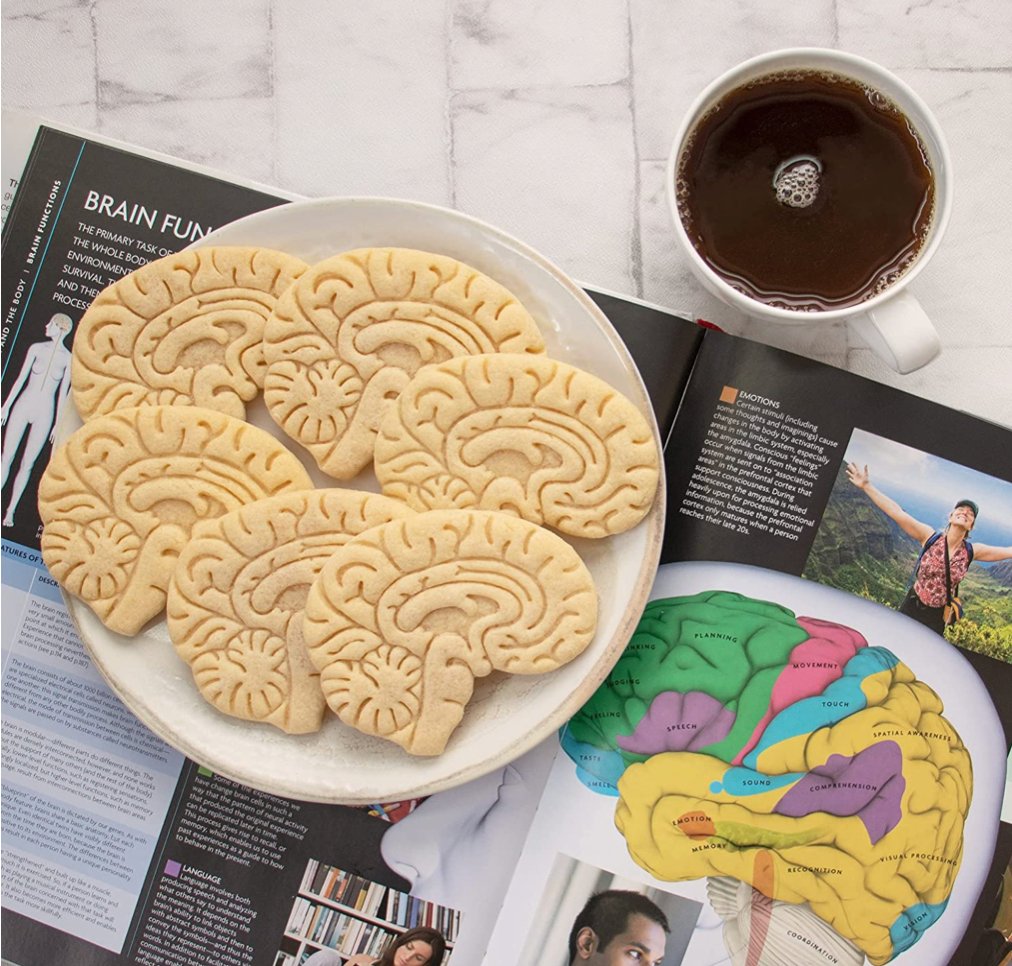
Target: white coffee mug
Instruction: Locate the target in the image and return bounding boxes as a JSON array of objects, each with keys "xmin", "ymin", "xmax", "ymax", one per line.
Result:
[{"xmin": 666, "ymin": 48, "xmax": 952, "ymax": 374}]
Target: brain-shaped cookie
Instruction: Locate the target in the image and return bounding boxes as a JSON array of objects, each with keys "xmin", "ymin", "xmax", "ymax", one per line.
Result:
[
  {"xmin": 167, "ymin": 489, "xmax": 414, "ymax": 734},
  {"xmin": 262, "ymin": 248, "xmax": 546, "ymax": 479},
  {"xmin": 374, "ymin": 354, "xmax": 660, "ymax": 538},
  {"xmin": 39, "ymin": 406, "xmax": 313, "ymax": 635},
  {"xmin": 72, "ymin": 247, "xmax": 307, "ymax": 420},
  {"xmin": 303, "ymin": 509, "xmax": 598, "ymax": 755},
  {"xmin": 563, "ymin": 591, "xmax": 973, "ymax": 964}
]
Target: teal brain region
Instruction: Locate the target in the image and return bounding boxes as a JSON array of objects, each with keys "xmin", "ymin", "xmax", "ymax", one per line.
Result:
[{"xmin": 561, "ymin": 590, "xmax": 973, "ymax": 965}]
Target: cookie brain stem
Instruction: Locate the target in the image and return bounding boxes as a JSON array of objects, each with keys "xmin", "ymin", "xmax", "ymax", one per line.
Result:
[
  {"xmin": 262, "ymin": 248, "xmax": 545, "ymax": 480},
  {"xmin": 302, "ymin": 509, "xmax": 598, "ymax": 755},
  {"xmin": 585, "ymin": 590, "xmax": 972, "ymax": 965}
]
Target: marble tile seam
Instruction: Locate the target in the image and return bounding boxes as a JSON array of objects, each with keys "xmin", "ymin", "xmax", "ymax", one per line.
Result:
[
  {"xmin": 267, "ymin": 0, "xmax": 278, "ymax": 184},
  {"xmin": 919, "ymin": 66, "xmax": 1012, "ymax": 73},
  {"xmin": 442, "ymin": 76, "xmax": 633, "ymax": 97},
  {"xmin": 626, "ymin": 0, "xmax": 643, "ymax": 297},
  {"xmin": 89, "ymin": 2, "xmax": 100, "ymax": 118},
  {"xmin": 443, "ymin": 0, "xmax": 457, "ymax": 211}
]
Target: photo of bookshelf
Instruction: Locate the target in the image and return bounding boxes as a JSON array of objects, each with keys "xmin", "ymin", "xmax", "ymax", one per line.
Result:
[{"xmin": 273, "ymin": 859, "xmax": 462, "ymax": 966}]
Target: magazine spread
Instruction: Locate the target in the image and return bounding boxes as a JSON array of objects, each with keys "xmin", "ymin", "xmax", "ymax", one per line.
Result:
[{"xmin": 1, "ymin": 115, "xmax": 1010, "ymax": 966}]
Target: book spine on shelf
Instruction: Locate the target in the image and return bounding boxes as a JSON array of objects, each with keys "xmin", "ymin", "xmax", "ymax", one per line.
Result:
[
  {"xmin": 286, "ymin": 897, "xmax": 311, "ymax": 935},
  {"xmin": 301, "ymin": 859, "xmax": 319, "ymax": 895},
  {"xmin": 364, "ymin": 882, "xmax": 385, "ymax": 918},
  {"xmin": 321, "ymin": 910, "xmax": 341, "ymax": 948},
  {"xmin": 314, "ymin": 862, "xmax": 331, "ymax": 896},
  {"xmin": 333, "ymin": 869, "xmax": 350, "ymax": 906},
  {"xmin": 310, "ymin": 905, "xmax": 330, "ymax": 943}
]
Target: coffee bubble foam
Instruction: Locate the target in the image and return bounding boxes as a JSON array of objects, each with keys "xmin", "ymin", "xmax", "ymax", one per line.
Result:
[{"xmin": 773, "ymin": 156, "xmax": 821, "ymax": 208}]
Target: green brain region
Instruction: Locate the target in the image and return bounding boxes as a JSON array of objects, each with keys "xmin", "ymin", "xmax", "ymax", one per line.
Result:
[{"xmin": 561, "ymin": 590, "xmax": 973, "ymax": 964}]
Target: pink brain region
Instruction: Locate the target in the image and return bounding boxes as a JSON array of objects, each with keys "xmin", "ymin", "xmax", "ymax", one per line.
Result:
[{"xmin": 563, "ymin": 590, "xmax": 973, "ymax": 964}]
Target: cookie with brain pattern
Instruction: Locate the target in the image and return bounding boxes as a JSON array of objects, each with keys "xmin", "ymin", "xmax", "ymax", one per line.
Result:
[
  {"xmin": 38, "ymin": 406, "xmax": 313, "ymax": 636},
  {"xmin": 303, "ymin": 509, "xmax": 598, "ymax": 755},
  {"xmin": 72, "ymin": 247, "xmax": 308, "ymax": 421},
  {"xmin": 374, "ymin": 354, "xmax": 660, "ymax": 537},
  {"xmin": 262, "ymin": 248, "xmax": 545, "ymax": 480},
  {"xmin": 167, "ymin": 489, "xmax": 414, "ymax": 734}
]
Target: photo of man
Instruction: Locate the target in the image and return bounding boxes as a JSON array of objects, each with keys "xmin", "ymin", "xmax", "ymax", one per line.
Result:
[
  {"xmin": 514, "ymin": 853, "xmax": 701, "ymax": 966},
  {"xmin": 568, "ymin": 890, "xmax": 669, "ymax": 966}
]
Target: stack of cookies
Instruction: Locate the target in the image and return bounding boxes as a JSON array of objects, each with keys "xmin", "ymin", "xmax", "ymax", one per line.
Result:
[{"xmin": 39, "ymin": 245, "xmax": 660, "ymax": 756}]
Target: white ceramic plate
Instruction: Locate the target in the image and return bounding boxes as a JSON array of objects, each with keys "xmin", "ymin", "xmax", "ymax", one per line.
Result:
[{"xmin": 62, "ymin": 197, "xmax": 666, "ymax": 805}]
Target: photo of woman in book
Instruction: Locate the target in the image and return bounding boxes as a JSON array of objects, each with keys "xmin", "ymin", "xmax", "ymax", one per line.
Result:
[
  {"xmin": 303, "ymin": 926, "xmax": 448, "ymax": 966},
  {"xmin": 846, "ymin": 462, "xmax": 1012, "ymax": 634}
]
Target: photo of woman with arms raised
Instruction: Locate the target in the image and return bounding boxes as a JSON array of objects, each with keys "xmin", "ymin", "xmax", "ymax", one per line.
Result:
[{"xmin": 847, "ymin": 462, "xmax": 1012, "ymax": 635}]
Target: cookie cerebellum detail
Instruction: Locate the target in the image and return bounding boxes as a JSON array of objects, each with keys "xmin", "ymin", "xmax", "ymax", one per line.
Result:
[
  {"xmin": 72, "ymin": 247, "xmax": 308, "ymax": 421},
  {"xmin": 38, "ymin": 406, "xmax": 313, "ymax": 636},
  {"xmin": 375, "ymin": 354, "xmax": 660, "ymax": 537},
  {"xmin": 562, "ymin": 591, "xmax": 972, "ymax": 965},
  {"xmin": 262, "ymin": 248, "xmax": 546, "ymax": 480},
  {"xmin": 303, "ymin": 509, "xmax": 598, "ymax": 755},
  {"xmin": 167, "ymin": 490, "xmax": 414, "ymax": 734}
]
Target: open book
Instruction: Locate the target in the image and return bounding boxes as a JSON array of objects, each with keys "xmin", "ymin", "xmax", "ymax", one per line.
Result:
[{"xmin": 2, "ymin": 115, "xmax": 1010, "ymax": 966}]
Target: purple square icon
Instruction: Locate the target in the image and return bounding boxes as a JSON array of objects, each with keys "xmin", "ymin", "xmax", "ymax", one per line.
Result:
[{"xmin": 164, "ymin": 860, "xmax": 182, "ymax": 878}]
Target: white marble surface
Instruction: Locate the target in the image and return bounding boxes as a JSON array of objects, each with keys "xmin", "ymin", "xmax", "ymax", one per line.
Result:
[{"xmin": 3, "ymin": 0, "xmax": 1010, "ymax": 425}]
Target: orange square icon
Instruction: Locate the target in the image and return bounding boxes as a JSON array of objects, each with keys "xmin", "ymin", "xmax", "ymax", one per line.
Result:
[{"xmin": 720, "ymin": 385, "xmax": 739, "ymax": 404}]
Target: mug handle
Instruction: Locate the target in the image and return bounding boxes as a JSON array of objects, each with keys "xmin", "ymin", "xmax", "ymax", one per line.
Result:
[{"xmin": 847, "ymin": 290, "xmax": 941, "ymax": 374}]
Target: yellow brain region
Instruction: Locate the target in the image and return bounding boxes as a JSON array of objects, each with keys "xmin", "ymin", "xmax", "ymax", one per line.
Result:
[{"xmin": 566, "ymin": 591, "xmax": 973, "ymax": 965}]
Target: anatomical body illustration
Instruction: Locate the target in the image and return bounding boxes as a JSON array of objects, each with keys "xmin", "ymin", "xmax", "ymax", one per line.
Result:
[
  {"xmin": 561, "ymin": 590, "xmax": 973, "ymax": 965},
  {"xmin": 1, "ymin": 312, "xmax": 74, "ymax": 528}
]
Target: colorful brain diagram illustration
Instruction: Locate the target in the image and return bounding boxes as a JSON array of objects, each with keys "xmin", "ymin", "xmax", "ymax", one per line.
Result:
[{"xmin": 561, "ymin": 591, "xmax": 973, "ymax": 964}]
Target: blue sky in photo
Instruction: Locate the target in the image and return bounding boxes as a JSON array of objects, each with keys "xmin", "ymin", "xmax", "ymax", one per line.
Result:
[{"xmin": 843, "ymin": 428, "xmax": 1012, "ymax": 549}]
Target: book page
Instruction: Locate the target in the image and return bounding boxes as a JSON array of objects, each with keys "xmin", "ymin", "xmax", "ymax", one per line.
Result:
[
  {"xmin": 483, "ymin": 333, "xmax": 1012, "ymax": 966},
  {"xmin": 1, "ymin": 116, "xmax": 289, "ymax": 959}
]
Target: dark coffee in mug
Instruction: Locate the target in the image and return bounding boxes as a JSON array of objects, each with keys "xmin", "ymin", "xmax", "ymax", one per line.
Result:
[{"xmin": 676, "ymin": 70, "xmax": 935, "ymax": 311}]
